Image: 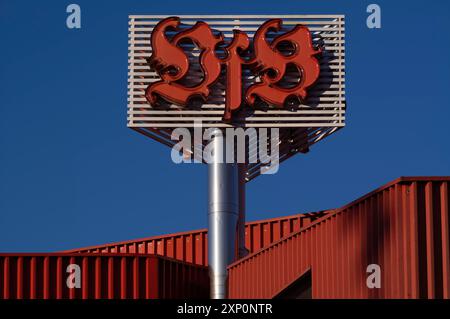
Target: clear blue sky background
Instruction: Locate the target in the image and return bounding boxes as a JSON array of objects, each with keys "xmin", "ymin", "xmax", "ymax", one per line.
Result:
[{"xmin": 1, "ymin": 0, "xmax": 449, "ymax": 252}]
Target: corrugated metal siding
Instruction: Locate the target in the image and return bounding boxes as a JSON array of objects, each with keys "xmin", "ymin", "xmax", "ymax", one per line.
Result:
[
  {"xmin": 64, "ymin": 212, "xmax": 327, "ymax": 266},
  {"xmin": 228, "ymin": 177, "xmax": 450, "ymax": 299},
  {"xmin": 0, "ymin": 253, "xmax": 208, "ymax": 299}
]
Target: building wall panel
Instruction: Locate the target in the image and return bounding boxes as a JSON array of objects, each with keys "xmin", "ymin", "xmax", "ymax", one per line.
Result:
[
  {"xmin": 64, "ymin": 213, "xmax": 327, "ymax": 266},
  {"xmin": 0, "ymin": 253, "xmax": 208, "ymax": 299},
  {"xmin": 228, "ymin": 177, "xmax": 450, "ymax": 299}
]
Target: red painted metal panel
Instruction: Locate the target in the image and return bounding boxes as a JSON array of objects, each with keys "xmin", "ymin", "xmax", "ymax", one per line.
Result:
[
  {"xmin": 441, "ymin": 182, "xmax": 450, "ymax": 298},
  {"xmin": 228, "ymin": 177, "xmax": 450, "ymax": 299},
  {"xmin": 3, "ymin": 176, "xmax": 447, "ymax": 299},
  {"xmin": 0, "ymin": 253, "xmax": 208, "ymax": 299},
  {"xmin": 63, "ymin": 213, "xmax": 327, "ymax": 266}
]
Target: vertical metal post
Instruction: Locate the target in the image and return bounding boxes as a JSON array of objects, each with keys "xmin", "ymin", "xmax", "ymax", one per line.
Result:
[
  {"xmin": 238, "ymin": 163, "xmax": 248, "ymax": 259},
  {"xmin": 208, "ymin": 128, "xmax": 245, "ymax": 299}
]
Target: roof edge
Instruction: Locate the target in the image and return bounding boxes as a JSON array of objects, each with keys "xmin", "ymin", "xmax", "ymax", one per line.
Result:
[
  {"xmin": 228, "ymin": 176, "xmax": 450, "ymax": 269},
  {"xmin": 61, "ymin": 211, "xmax": 327, "ymax": 253},
  {"xmin": 0, "ymin": 252, "xmax": 208, "ymax": 269}
]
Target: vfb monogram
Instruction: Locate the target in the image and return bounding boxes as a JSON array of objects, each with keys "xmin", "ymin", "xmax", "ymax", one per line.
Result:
[{"xmin": 146, "ymin": 17, "xmax": 322, "ymax": 122}]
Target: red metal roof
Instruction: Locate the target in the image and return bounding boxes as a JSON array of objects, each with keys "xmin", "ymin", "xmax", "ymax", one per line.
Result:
[
  {"xmin": 63, "ymin": 212, "xmax": 328, "ymax": 266},
  {"xmin": 228, "ymin": 176, "xmax": 450, "ymax": 299},
  {"xmin": 0, "ymin": 253, "xmax": 208, "ymax": 299}
]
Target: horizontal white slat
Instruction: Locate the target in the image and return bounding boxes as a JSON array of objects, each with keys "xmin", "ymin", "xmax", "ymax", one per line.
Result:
[
  {"xmin": 128, "ymin": 103, "xmax": 345, "ymax": 109},
  {"xmin": 128, "ymin": 74, "xmax": 345, "ymax": 84},
  {"xmin": 127, "ymin": 71, "xmax": 346, "ymax": 78},
  {"xmin": 130, "ymin": 15, "xmax": 345, "ymax": 19},
  {"xmin": 128, "ymin": 60, "xmax": 344, "ymax": 67},
  {"xmin": 129, "ymin": 115, "xmax": 344, "ymax": 121},
  {"xmin": 128, "ymin": 46, "xmax": 344, "ymax": 52},
  {"xmin": 129, "ymin": 33, "xmax": 345, "ymax": 39},
  {"xmin": 128, "ymin": 54, "xmax": 345, "ymax": 63},
  {"xmin": 128, "ymin": 50, "xmax": 345, "ymax": 57},
  {"xmin": 130, "ymin": 20, "xmax": 344, "ymax": 26},
  {"xmin": 129, "ymin": 26, "xmax": 343, "ymax": 33},
  {"xmin": 128, "ymin": 110, "xmax": 344, "ymax": 115},
  {"xmin": 128, "ymin": 83, "xmax": 345, "ymax": 89},
  {"xmin": 129, "ymin": 91, "xmax": 344, "ymax": 97},
  {"xmin": 128, "ymin": 123, "xmax": 345, "ymax": 128},
  {"xmin": 129, "ymin": 39, "xmax": 345, "ymax": 45},
  {"xmin": 128, "ymin": 96, "xmax": 343, "ymax": 103},
  {"xmin": 127, "ymin": 71, "xmax": 345, "ymax": 77}
]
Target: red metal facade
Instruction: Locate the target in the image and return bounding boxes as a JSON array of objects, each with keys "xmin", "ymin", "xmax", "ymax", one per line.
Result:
[
  {"xmin": 0, "ymin": 253, "xmax": 208, "ymax": 299},
  {"xmin": 228, "ymin": 177, "xmax": 450, "ymax": 299},
  {"xmin": 2, "ymin": 176, "xmax": 448, "ymax": 299},
  {"xmin": 64, "ymin": 212, "xmax": 326, "ymax": 266}
]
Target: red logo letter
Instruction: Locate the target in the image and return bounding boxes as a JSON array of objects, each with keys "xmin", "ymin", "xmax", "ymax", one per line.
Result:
[
  {"xmin": 246, "ymin": 19, "xmax": 322, "ymax": 108},
  {"xmin": 146, "ymin": 17, "xmax": 222, "ymax": 106}
]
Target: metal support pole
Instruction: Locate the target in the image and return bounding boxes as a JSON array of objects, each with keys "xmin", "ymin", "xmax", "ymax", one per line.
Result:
[
  {"xmin": 238, "ymin": 163, "xmax": 248, "ymax": 259},
  {"xmin": 208, "ymin": 129, "xmax": 245, "ymax": 299}
]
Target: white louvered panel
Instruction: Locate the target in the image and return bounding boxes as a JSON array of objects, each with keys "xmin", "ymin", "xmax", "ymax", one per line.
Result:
[{"xmin": 127, "ymin": 15, "xmax": 345, "ymax": 129}]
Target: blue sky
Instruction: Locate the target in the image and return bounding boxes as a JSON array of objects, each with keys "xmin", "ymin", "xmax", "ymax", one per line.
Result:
[{"xmin": 0, "ymin": 0, "xmax": 449, "ymax": 252}]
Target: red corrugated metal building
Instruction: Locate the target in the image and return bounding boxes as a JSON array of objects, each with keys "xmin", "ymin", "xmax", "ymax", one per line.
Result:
[
  {"xmin": 0, "ymin": 254, "xmax": 208, "ymax": 299},
  {"xmin": 229, "ymin": 177, "xmax": 450, "ymax": 299},
  {"xmin": 1, "ymin": 176, "xmax": 449, "ymax": 299},
  {"xmin": 63, "ymin": 212, "xmax": 328, "ymax": 265}
]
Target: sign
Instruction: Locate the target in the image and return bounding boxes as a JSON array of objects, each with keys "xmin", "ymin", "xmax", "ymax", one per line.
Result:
[{"xmin": 127, "ymin": 15, "xmax": 346, "ymax": 180}]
